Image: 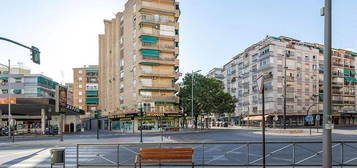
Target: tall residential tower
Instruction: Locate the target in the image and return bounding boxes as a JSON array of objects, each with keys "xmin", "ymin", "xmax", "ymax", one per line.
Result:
[{"xmin": 99, "ymin": 0, "xmax": 180, "ymax": 132}]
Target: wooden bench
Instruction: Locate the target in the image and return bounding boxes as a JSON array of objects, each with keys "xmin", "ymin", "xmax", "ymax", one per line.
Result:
[{"xmin": 135, "ymin": 148, "xmax": 194, "ymax": 168}]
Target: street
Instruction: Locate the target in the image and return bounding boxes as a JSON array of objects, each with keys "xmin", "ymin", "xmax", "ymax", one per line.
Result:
[{"xmin": 1, "ymin": 128, "xmax": 357, "ymax": 167}]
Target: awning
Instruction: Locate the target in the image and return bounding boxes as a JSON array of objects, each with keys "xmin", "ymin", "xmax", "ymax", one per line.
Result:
[
  {"xmin": 344, "ymin": 68, "xmax": 351, "ymax": 75},
  {"xmin": 142, "ymin": 49, "xmax": 160, "ymax": 57},
  {"xmin": 243, "ymin": 115, "xmax": 268, "ymax": 121},
  {"xmin": 141, "ymin": 35, "xmax": 157, "ymax": 43},
  {"xmin": 86, "ymin": 69, "xmax": 98, "ymax": 73}
]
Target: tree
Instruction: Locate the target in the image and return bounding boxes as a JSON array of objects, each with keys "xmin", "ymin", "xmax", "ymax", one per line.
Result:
[{"xmin": 178, "ymin": 73, "xmax": 237, "ymax": 128}]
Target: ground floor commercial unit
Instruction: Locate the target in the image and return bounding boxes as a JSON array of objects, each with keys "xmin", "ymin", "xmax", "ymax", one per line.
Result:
[
  {"xmin": 240, "ymin": 113, "xmax": 357, "ymax": 127},
  {"xmin": 107, "ymin": 113, "xmax": 182, "ymax": 133},
  {"xmin": 0, "ymin": 98, "xmax": 84, "ymax": 134}
]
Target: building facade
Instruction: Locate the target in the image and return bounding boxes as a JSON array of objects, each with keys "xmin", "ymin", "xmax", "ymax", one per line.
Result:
[
  {"xmin": 214, "ymin": 36, "xmax": 357, "ymax": 126},
  {"xmin": 99, "ymin": 0, "xmax": 181, "ymax": 132},
  {"xmin": 0, "ymin": 68, "xmax": 82, "ymax": 134},
  {"xmin": 72, "ymin": 65, "xmax": 99, "ymax": 129}
]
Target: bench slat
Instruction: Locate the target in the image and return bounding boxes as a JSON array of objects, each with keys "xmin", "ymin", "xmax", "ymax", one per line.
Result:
[
  {"xmin": 141, "ymin": 156, "xmax": 192, "ymax": 160},
  {"xmin": 139, "ymin": 161, "xmax": 193, "ymax": 163},
  {"xmin": 140, "ymin": 152, "xmax": 193, "ymax": 156},
  {"xmin": 140, "ymin": 148, "xmax": 193, "ymax": 152}
]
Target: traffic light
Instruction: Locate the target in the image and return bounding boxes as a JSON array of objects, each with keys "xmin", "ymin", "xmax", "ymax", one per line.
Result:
[{"xmin": 31, "ymin": 46, "xmax": 40, "ymax": 64}]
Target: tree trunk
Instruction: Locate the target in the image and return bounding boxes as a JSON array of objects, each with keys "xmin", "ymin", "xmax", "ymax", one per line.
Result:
[{"xmin": 194, "ymin": 115, "xmax": 198, "ymax": 129}]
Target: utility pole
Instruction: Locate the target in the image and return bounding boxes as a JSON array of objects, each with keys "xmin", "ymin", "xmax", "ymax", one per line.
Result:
[
  {"xmin": 283, "ymin": 53, "xmax": 287, "ymax": 129},
  {"xmin": 7, "ymin": 60, "xmax": 12, "ymax": 142},
  {"xmin": 191, "ymin": 70, "xmax": 201, "ymax": 128},
  {"xmin": 140, "ymin": 104, "xmax": 143, "ymax": 143},
  {"xmin": 262, "ymin": 82, "xmax": 266, "ymax": 168},
  {"xmin": 322, "ymin": 0, "xmax": 332, "ymax": 167}
]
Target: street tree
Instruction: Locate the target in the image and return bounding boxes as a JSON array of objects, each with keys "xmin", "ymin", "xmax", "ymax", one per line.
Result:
[{"xmin": 178, "ymin": 73, "xmax": 237, "ymax": 128}]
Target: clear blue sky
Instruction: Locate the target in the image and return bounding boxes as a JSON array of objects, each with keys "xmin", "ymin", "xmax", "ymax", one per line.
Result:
[{"xmin": 0, "ymin": 0, "xmax": 356, "ymax": 83}]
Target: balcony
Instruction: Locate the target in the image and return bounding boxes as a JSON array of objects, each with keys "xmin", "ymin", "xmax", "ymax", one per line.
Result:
[
  {"xmin": 332, "ymin": 62, "xmax": 343, "ymax": 67},
  {"xmin": 140, "ymin": 95, "xmax": 179, "ymax": 104},
  {"xmin": 141, "ymin": 56, "xmax": 179, "ymax": 67},
  {"xmin": 140, "ymin": 42, "xmax": 178, "ymax": 54},
  {"xmin": 140, "ymin": 83, "xmax": 179, "ymax": 92},
  {"xmin": 259, "ymin": 64, "xmax": 273, "ymax": 71},
  {"xmin": 138, "ymin": 28, "xmax": 179, "ymax": 41},
  {"xmin": 286, "ymin": 76, "xmax": 295, "ymax": 82},
  {"xmin": 139, "ymin": 1, "xmax": 178, "ymax": 15},
  {"xmin": 139, "ymin": 15, "xmax": 179, "ymax": 28},
  {"xmin": 139, "ymin": 70, "xmax": 180, "ymax": 79}
]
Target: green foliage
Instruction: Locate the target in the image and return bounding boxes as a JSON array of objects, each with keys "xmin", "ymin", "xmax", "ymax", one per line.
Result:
[{"xmin": 178, "ymin": 73, "xmax": 237, "ymax": 119}]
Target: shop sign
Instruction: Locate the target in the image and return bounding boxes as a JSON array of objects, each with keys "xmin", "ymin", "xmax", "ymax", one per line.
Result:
[
  {"xmin": 146, "ymin": 113, "xmax": 164, "ymax": 117},
  {"xmin": 0, "ymin": 97, "xmax": 16, "ymax": 104}
]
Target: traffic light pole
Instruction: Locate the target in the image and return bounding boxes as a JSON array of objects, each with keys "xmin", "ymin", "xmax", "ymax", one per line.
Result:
[
  {"xmin": 0, "ymin": 37, "xmax": 40, "ymax": 64},
  {"xmin": 322, "ymin": 0, "xmax": 332, "ymax": 167}
]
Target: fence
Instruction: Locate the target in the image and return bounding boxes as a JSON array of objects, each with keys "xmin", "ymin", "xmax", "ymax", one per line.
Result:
[{"xmin": 76, "ymin": 141, "xmax": 357, "ymax": 167}]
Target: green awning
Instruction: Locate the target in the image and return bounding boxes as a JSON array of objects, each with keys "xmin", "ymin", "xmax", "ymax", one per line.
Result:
[
  {"xmin": 13, "ymin": 89, "xmax": 22, "ymax": 94},
  {"xmin": 141, "ymin": 35, "xmax": 157, "ymax": 43},
  {"xmin": 86, "ymin": 97, "xmax": 99, "ymax": 104},
  {"xmin": 344, "ymin": 68, "xmax": 351, "ymax": 75},
  {"xmin": 37, "ymin": 77, "xmax": 48, "ymax": 84},
  {"xmin": 0, "ymin": 77, "xmax": 8, "ymax": 80},
  {"xmin": 86, "ymin": 69, "xmax": 98, "ymax": 73},
  {"xmin": 140, "ymin": 88, "xmax": 176, "ymax": 92},
  {"xmin": 351, "ymin": 69, "xmax": 356, "ymax": 75},
  {"xmin": 142, "ymin": 49, "xmax": 160, "ymax": 57},
  {"xmin": 351, "ymin": 52, "xmax": 357, "ymax": 57},
  {"xmin": 271, "ymin": 37, "xmax": 280, "ymax": 41},
  {"xmin": 139, "ymin": 62, "xmax": 160, "ymax": 66},
  {"xmin": 86, "ymin": 90, "xmax": 98, "ymax": 96},
  {"xmin": 319, "ymin": 93, "xmax": 323, "ymax": 101},
  {"xmin": 344, "ymin": 76, "xmax": 357, "ymax": 83}
]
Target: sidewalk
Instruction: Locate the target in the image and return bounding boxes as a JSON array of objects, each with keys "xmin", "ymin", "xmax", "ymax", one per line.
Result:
[{"xmin": 211, "ymin": 125, "xmax": 357, "ymax": 136}]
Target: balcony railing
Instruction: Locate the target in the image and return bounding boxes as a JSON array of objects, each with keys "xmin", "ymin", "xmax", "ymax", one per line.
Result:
[
  {"xmin": 140, "ymin": 70, "xmax": 180, "ymax": 78},
  {"xmin": 141, "ymin": 42, "xmax": 176, "ymax": 51},
  {"xmin": 140, "ymin": 95, "xmax": 179, "ymax": 103}
]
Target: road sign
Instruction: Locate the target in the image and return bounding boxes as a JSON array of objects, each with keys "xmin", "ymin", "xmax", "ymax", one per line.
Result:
[
  {"xmin": 0, "ymin": 97, "xmax": 16, "ymax": 104},
  {"xmin": 305, "ymin": 115, "xmax": 313, "ymax": 122},
  {"xmin": 316, "ymin": 115, "xmax": 321, "ymax": 121},
  {"xmin": 273, "ymin": 115, "xmax": 279, "ymax": 121}
]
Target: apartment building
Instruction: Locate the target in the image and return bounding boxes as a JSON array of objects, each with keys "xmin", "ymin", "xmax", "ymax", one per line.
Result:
[
  {"xmin": 215, "ymin": 36, "xmax": 357, "ymax": 126},
  {"xmin": 0, "ymin": 68, "xmax": 82, "ymax": 133},
  {"xmin": 99, "ymin": 0, "xmax": 180, "ymax": 132},
  {"xmin": 207, "ymin": 68, "xmax": 225, "ymax": 82},
  {"xmin": 73, "ymin": 65, "xmax": 99, "ymax": 119}
]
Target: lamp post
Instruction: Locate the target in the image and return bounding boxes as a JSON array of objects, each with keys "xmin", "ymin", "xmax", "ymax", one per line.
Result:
[
  {"xmin": 321, "ymin": 0, "xmax": 332, "ymax": 167},
  {"xmin": 191, "ymin": 70, "xmax": 201, "ymax": 128}
]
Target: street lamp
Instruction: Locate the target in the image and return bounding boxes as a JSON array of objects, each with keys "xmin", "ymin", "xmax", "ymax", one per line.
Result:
[
  {"xmin": 0, "ymin": 60, "xmax": 12, "ymax": 142},
  {"xmin": 191, "ymin": 70, "xmax": 201, "ymax": 128}
]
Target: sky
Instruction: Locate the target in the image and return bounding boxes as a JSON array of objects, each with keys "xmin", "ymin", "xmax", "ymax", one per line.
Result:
[{"xmin": 0, "ymin": 0, "xmax": 356, "ymax": 83}]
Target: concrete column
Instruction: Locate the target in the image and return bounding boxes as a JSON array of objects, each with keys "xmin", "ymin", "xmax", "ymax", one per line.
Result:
[
  {"xmin": 73, "ymin": 116, "xmax": 77, "ymax": 133},
  {"xmin": 133, "ymin": 118, "xmax": 138, "ymax": 133},
  {"xmin": 41, "ymin": 108, "xmax": 45, "ymax": 135},
  {"xmin": 0, "ymin": 110, "xmax": 3, "ymax": 127}
]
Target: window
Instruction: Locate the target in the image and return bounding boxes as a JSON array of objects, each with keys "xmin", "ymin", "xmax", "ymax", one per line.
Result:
[
  {"xmin": 121, "ymin": 60, "xmax": 125, "ymax": 66},
  {"xmin": 79, "ymin": 99, "xmax": 82, "ymax": 103},
  {"xmin": 175, "ymin": 29, "xmax": 179, "ymax": 35},
  {"xmin": 133, "ymin": 3, "xmax": 136, "ymax": 12},
  {"xmin": 14, "ymin": 77, "xmax": 22, "ymax": 83},
  {"xmin": 175, "ymin": 42, "xmax": 179, "ymax": 47},
  {"xmin": 120, "ymin": 72, "xmax": 124, "ymax": 78},
  {"xmin": 79, "ymin": 91, "xmax": 82, "ymax": 96},
  {"xmin": 79, "ymin": 84, "xmax": 82, "ymax": 88},
  {"xmin": 79, "ymin": 70, "xmax": 83, "ymax": 74},
  {"xmin": 79, "ymin": 106, "xmax": 83, "ymax": 109},
  {"xmin": 133, "ymin": 80, "xmax": 136, "ymax": 87},
  {"xmin": 120, "ymin": 38, "xmax": 123, "ymax": 45},
  {"xmin": 79, "ymin": 77, "xmax": 82, "ymax": 81},
  {"xmin": 1, "ymin": 89, "xmax": 8, "ymax": 94},
  {"xmin": 120, "ymin": 83, "xmax": 124, "ymax": 89},
  {"xmin": 313, "ymin": 55, "xmax": 316, "ymax": 59},
  {"xmin": 133, "ymin": 54, "xmax": 137, "ymax": 62},
  {"xmin": 141, "ymin": 78, "xmax": 152, "ymax": 86}
]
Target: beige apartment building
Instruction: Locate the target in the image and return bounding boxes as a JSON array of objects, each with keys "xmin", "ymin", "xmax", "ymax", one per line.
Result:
[
  {"xmin": 215, "ymin": 36, "xmax": 357, "ymax": 127},
  {"xmin": 73, "ymin": 65, "xmax": 99, "ymax": 129},
  {"xmin": 99, "ymin": 0, "xmax": 180, "ymax": 132}
]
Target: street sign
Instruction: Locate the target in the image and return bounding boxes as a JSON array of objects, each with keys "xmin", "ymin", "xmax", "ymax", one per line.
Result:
[
  {"xmin": 316, "ymin": 115, "xmax": 321, "ymax": 121},
  {"xmin": 0, "ymin": 97, "xmax": 16, "ymax": 104},
  {"xmin": 55, "ymin": 85, "xmax": 67, "ymax": 113},
  {"xmin": 256, "ymin": 75, "xmax": 264, "ymax": 93},
  {"xmin": 305, "ymin": 115, "xmax": 313, "ymax": 122},
  {"xmin": 273, "ymin": 115, "xmax": 279, "ymax": 121}
]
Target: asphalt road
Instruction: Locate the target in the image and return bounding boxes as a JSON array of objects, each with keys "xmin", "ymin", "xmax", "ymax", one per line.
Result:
[{"xmin": 1, "ymin": 129, "xmax": 357, "ymax": 168}]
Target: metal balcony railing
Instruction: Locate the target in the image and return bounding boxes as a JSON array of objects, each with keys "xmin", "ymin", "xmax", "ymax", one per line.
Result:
[{"xmin": 76, "ymin": 141, "xmax": 357, "ymax": 167}]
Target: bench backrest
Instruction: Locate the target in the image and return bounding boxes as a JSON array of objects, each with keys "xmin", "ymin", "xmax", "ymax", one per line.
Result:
[{"xmin": 139, "ymin": 148, "xmax": 193, "ymax": 160}]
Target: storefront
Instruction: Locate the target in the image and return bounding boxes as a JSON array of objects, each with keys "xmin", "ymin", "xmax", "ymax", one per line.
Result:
[{"xmin": 109, "ymin": 113, "xmax": 182, "ymax": 132}]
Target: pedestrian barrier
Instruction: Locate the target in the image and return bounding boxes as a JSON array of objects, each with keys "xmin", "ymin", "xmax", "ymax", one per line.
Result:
[{"xmin": 76, "ymin": 141, "xmax": 357, "ymax": 167}]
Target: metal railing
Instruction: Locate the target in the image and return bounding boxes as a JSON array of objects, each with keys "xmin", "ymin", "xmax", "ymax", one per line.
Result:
[{"xmin": 76, "ymin": 141, "xmax": 357, "ymax": 167}]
